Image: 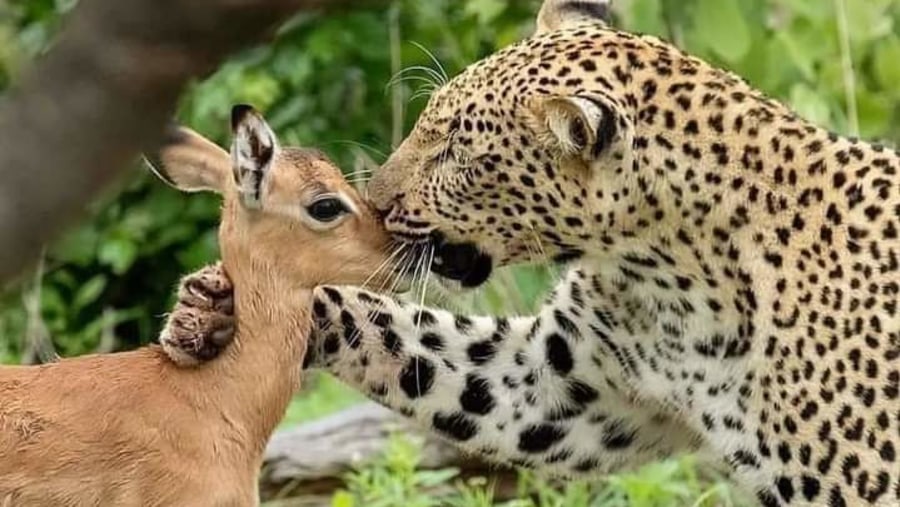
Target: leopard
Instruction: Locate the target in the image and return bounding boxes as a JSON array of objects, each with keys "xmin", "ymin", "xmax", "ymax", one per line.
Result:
[{"xmin": 161, "ymin": 1, "xmax": 900, "ymax": 505}]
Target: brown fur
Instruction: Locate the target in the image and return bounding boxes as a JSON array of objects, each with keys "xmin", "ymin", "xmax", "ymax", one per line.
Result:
[{"xmin": 0, "ymin": 110, "xmax": 392, "ymax": 506}]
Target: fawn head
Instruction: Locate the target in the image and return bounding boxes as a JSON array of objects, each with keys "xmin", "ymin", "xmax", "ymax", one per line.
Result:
[{"xmin": 148, "ymin": 105, "xmax": 395, "ymax": 289}]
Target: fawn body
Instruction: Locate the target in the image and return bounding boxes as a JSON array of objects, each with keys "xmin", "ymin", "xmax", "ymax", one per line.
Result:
[{"xmin": 0, "ymin": 106, "xmax": 393, "ymax": 506}]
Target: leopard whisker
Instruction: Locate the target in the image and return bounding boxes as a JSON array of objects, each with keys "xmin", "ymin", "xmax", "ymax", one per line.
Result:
[
  {"xmin": 414, "ymin": 243, "xmax": 435, "ymax": 330},
  {"xmin": 385, "ymin": 70, "xmax": 443, "ymax": 94},
  {"xmin": 360, "ymin": 243, "xmax": 408, "ymax": 291},
  {"xmin": 413, "ymin": 244, "xmax": 435, "ymax": 398},
  {"xmin": 408, "ymin": 243, "xmax": 427, "ymax": 304},
  {"xmin": 344, "ymin": 169, "xmax": 376, "ymax": 180},
  {"xmin": 409, "ymin": 41, "xmax": 449, "ymax": 85},
  {"xmin": 325, "ymin": 140, "xmax": 388, "ymax": 161},
  {"xmin": 384, "ymin": 249, "xmax": 416, "ymax": 295},
  {"xmin": 345, "ymin": 248, "xmax": 419, "ymax": 350},
  {"xmin": 410, "ymin": 83, "xmax": 439, "ymax": 103},
  {"xmin": 527, "ymin": 221, "xmax": 551, "ymax": 267}
]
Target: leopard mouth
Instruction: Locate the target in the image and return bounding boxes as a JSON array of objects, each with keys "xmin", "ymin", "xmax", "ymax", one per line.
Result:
[
  {"xmin": 398, "ymin": 231, "xmax": 493, "ymax": 288},
  {"xmin": 432, "ymin": 241, "xmax": 493, "ymax": 288}
]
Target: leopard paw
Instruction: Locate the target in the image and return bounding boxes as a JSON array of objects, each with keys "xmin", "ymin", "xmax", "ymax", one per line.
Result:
[{"xmin": 160, "ymin": 263, "xmax": 235, "ymax": 367}]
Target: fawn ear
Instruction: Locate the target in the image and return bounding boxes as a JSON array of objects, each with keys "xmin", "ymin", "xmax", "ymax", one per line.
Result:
[
  {"xmin": 535, "ymin": 0, "xmax": 612, "ymax": 35},
  {"xmin": 145, "ymin": 124, "xmax": 230, "ymax": 194},
  {"xmin": 230, "ymin": 104, "xmax": 278, "ymax": 210}
]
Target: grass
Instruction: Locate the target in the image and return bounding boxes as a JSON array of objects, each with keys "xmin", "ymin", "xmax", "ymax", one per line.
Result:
[
  {"xmin": 269, "ymin": 425, "xmax": 750, "ymax": 507},
  {"xmin": 279, "ymin": 372, "xmax": 364, "ymax": 428},
  {"xmin": 275, "ymin": 371, "xmax": 750, "ymax": 506}
]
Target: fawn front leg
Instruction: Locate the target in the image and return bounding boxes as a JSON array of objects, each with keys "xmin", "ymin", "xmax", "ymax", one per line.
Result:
[{"xmin": 309, "ymin": 285, "xmax": 700, "ymax": 476}]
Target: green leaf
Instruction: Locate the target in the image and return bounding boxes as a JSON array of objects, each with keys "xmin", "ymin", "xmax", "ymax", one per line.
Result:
[
  {"xmin": 237, "ymin": 71, "xmax": 281, "ymax": 112},
  {"xmin": 874, "ymin": 38, "xmax": 900, "ymax": 95},
  {"xmin": 52, "ymin": 225, "xmax": 99, "ymax": 266},
  {"xmin": 693, "ymin": 0, "xmax": 751, "ymax": 63},
  {"xmin": 495, "ymin": 24, "xmax": 526, "ymax": 48},
  {"xmin": 40, "ymin": 285, "xmax": 67, "ymax": 317},
  {"xmin": 856, "ymin": 91, "xmax": 892, "ymax": 140},
  {"xmin": 789, "ymin": 84, "xmax": 833, "ymax": 127},
  {"xmin": 464, "ymin": 0, "xmax": 507, "ymax": 25},
  {"xmin": 626, "ymin": 0, "xmax": 667, "ymax": 38},
  {"xmin": 775, "ymin": 26, "xmax": 823, "ymax": 82},
  {"xmin": 415, "ymin": 468, "xmax": 460, "ymax": 487},
  {"xmin": 845, "ymin": 0, "xmax": 894, "ymax": 44},
  {"xmin": 98, "ymin": 238, "xmax": 139, "ymax": 275},
  {"xmin": 175, "ymin": 229, "xmax": 219, "ymax": 270},
  {"xmin": 331, "ymin": 491, "xmax": 356, "ymax": 507},
  {"xmin": 781, "ymin": 0, "xmax": 833, "ymax": 23},
  {"xmin": 72, "ymin": 275, "xmax": 107, "ymax": 313},
  {"xmin": 148, "ymin": 223, "xmax": 195, "ymax": 252}
]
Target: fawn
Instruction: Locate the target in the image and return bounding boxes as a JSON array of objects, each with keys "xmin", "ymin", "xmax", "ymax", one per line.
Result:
[{"xmin": 0, "ymin": 105, "xmax": 395, "ymax": 506}]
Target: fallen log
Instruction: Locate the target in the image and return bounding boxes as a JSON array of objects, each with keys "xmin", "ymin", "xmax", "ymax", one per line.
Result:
[{"xmin": 260, "ymin": 402, "xmax": 518, "ymax": 505}]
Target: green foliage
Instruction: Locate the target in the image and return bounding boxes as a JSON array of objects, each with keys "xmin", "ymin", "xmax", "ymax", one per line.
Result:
[
  {"xmin": 0, "ymin": 0, "xmax": 74, "ymax": 87},
  {"xmin": 321, "ymin": 435, "xmax": 749, "ymax": 507},
  {"xmin": 335, "ymin": 435, "xmax": 463, "ymax": 507},
  {"xmin": 278, "ymin": 373, "xmax": 364, "ymax": 428}
]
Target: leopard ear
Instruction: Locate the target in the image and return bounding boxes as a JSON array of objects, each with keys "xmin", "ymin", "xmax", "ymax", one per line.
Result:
[
  {"xmin": 532, "ymin": 93, "xmax": 629, "ymax": 160},
  {"xmin": 535, "ymin": 0, "xmax": 612, "ymax": 35}
]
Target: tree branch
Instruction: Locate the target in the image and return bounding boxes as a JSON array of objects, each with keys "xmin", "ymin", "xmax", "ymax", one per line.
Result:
[{"xmin": 0, "ymin": 0, "xmax": 384, "ymax": 283}]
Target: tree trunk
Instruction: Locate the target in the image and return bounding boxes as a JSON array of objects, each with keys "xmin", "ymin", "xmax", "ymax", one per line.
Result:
[{"xmin": 0, "ymin": 0, "xmax": 384, "ymax": 284}]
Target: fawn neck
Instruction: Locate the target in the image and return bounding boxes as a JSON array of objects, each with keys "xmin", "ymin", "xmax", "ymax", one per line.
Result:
[{"xmin": 206, "ymin": 251, "xmax": 310, "ymax": 455}]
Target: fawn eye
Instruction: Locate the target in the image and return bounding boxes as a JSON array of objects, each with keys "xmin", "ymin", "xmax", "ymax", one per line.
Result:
[{"xmin": 307, "ymin": 197, "xmax": 348, "ymax": 222}]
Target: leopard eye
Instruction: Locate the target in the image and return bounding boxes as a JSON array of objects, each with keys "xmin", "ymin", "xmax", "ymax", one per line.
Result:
[
  {"xmin": 307, "ymin": 197, "xmax": 348, "ymax": 223},
  {"xmin": 452, "ymin": 147, "xmax": 471, "ymax": 165},
  {"xmin": 427, "ymin": 146, "xmax": 455, "ymax": 168}
]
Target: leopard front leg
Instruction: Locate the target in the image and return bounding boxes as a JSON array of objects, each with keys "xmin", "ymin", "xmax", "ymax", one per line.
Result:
[
  {"xmin": 309, "ymin": 284, "xmax": 701, "ymax": 477},
  {"xmin": 158, "ymin": 269, "xmax": 701, "ymax": 475}
]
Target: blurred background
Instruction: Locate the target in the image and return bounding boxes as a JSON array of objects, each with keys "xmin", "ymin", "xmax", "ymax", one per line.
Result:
[{"xmin": 1, "ymin": 0, "xmax": 899, "ymax": 505}]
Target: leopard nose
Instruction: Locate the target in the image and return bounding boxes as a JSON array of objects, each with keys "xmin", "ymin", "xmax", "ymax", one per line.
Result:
[
  {"xmin": 371, "ymin": 192, "xmax": 406, "ymax": 222},
  {"xmin": 368, "ymin": 153, "xmax": 417, "ymax": 210},
  {"xmin": 374, "ymin": 205, "xmax": 392, "ymax": 221}
]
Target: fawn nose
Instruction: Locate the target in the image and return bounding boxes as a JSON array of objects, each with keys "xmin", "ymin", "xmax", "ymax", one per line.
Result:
[{"xmin": 365, "ymin": 172, "xmax": 396, "ymax": 211}]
